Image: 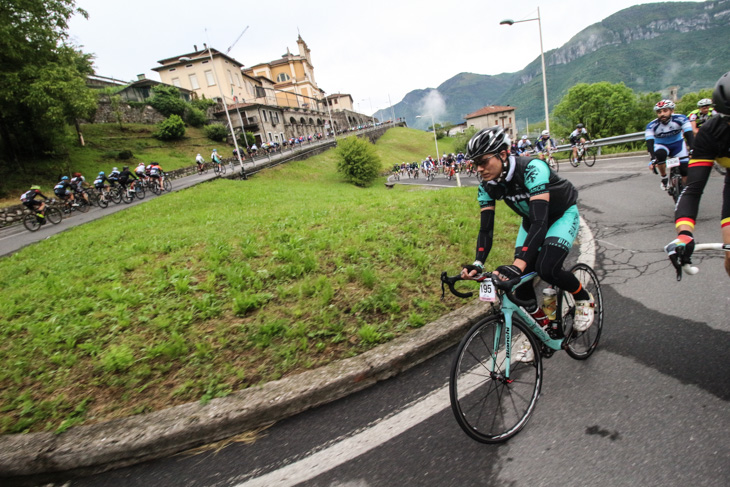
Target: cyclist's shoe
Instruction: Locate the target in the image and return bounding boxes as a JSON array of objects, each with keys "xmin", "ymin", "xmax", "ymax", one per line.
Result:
[
  {"xmin": 573, "ymin": 293, "xmax": 595, "ymax": 332},
  {"xmin": 660, "ymin": 178, "xmax": 668, "ymax": 191},
  {"xmin": 513, "ymin": 336, "xmax": 534, "ymax": 363}
]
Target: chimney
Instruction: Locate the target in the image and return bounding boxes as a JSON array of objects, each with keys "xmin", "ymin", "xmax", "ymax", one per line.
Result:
[
  {"xmin": 194, "ymin": 44, "xmax": 198, "ymax": 52},
  {"xmin": 137, "ymin": 74, "xmax": 146, "ymax": 81}
]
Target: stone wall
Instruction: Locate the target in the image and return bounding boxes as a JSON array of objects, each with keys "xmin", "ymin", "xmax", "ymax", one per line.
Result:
[{"xmin": 91, "ymin": 100, "xmax": 165, "ymax": 125}]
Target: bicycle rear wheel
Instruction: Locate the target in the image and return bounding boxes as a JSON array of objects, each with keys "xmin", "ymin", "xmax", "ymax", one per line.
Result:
[
  {"xmin": 570, "ymin": 150, "xmax": 581, "ymax": 167},
  {"xmin": 76, "ymin": 198, "xmax": 90, "ymax": 212},
  {"xmin": 564, "ymin": 263, "xmax": 603, "ymax": 359},
  {"xmin": 134, "ymin": 185, "xmax": 145, "ymax": 199},
  {"xmin": 46, "ymin": 207, "xmax": 62, "ymax": 224},
  {"xmin": 450, "ymin": 315, "xmax": 542, "ymax": 443},
  {"xmin": 584, "ymin": 147, "xmax": 597, "ymax": 167},
  {"xmin": 110, "ymin": 188, "xmax": 122, "ymax": 204},
  {"xmin": 548, "ymin": 156, "xmax": 558, "ymax": 173},
  {"xmin": 220, "ymin": 164, "xmax": 226, "ymax": 175}
]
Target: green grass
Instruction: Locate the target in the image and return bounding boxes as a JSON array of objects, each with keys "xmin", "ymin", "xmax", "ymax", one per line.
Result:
[{"xmin": 0, "ymin": 126, "xmax": 520, "ymax": 434}]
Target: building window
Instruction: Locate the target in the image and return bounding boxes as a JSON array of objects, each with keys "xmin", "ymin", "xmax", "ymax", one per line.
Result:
[
  {"xmin": 262, "ymin": 110, "xmax": 267, "ymax": 122},
  {"xmin": 168, "ymin": 68, "xmax": 176, "ymax": 72},
  {"xmin": 268, "ymin": 132, "xmax": 273, "ymax": 142},
  {"xmin": 235, "ymin": 74, "xmax": 241, "ymax": 87},
  {"xmin": 172, "ymin": 78, "xmax": 181, "ymax": 87},
  {"xmin": 276, "ymin": 73, "xmax": 291, "ymax": 83},
  {"xmin": 205, "ymin": 70, "xmax": 215, "ymax": 86},
  {"xmin": 227, "ymin": 70, "xmax": 234, "ymax": 85},
  {"xmin": 202, "ymin": 60, "xmax": 209, "ymax": 64},
  {"xmin": 186, "ymin": 64, "xmax": 193, "ymax": 68},
  {"xmin": 189, "ymin": 74, "xmax": 200, "ymax": 90}
]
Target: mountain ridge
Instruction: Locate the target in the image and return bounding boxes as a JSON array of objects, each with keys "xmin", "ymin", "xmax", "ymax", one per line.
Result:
[{"xmin": 378, "ymin": 0, "xmax": 730, "ymax": 131}]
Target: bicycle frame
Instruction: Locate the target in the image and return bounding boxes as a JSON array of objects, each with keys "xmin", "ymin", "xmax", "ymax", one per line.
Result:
[{"xmin": 498, "ymin": 273, "xmax": 564, "ymax": 377}]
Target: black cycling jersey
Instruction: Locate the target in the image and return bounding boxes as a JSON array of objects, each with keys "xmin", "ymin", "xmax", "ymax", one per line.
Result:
[
  {"xmin": 478, "ymin": 156, "xmax": 578, "ymax": 222},
  {"xmin": 675, "ymin": 115, "xmax": 730, "ymax": 231}
]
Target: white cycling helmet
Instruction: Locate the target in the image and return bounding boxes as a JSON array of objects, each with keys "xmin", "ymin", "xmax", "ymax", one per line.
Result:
[
  {"xmin": 697, "ymin": 98, "xmax": 713, "ymax": 107},
  {"xmin": 541, "ymin": 130, "xmax": 550, "ymax": 137}
]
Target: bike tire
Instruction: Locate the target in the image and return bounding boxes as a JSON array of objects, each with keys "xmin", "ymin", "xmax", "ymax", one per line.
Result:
[
  {"xmin": 570, "ymin": 155, "xmax": 580, "ymax": 168},
  {"xmin": 564, "ymin": 263, "xmax": 604, "ymax": 360},
  {"xmin": 450, "ymin": 314, "xmax": 543, "ymax": 443},
  {"xmin": 220, "ymin": 165, "xmax": 226, "ymax": 175},
  {"xmin": 584, "ymin": 147, "xmax": 597, "ymax": 167},
  {"xmin": 134, "ymin": 186, "xmax": 145, "ymax": 199},
  {"xmin": 110, "ymin": 188, "xmax": 122, "ymax": 204},
  {"xmin": 98, "ymin": 195, "xmax": 109, "ymax": 208},
  {"xmin": 120, "ymin": 190, "xmax": 133, "ymax": 204},
  {"xmin": 23, "ymin": 213, "xmax": 41, "ymax": 232},
  {"xmin": 150, "ymin": 181, "xmax": 161, "ymax": 195},
  {"xmin": 163, "ymin": 179, "xmax": 172, "ymax": 192},
  {"xmin": 548, "ymin": 157, "xmax": 558, "ymax": 173},
  {"xmin": 76, "ymin": 199, "xmax": 90, "ymax": 212}
]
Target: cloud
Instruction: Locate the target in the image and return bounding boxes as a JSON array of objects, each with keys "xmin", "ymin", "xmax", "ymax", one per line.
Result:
[{"xmin": 420, "ymin": 90, "xmax": 446, "ymax": 122}]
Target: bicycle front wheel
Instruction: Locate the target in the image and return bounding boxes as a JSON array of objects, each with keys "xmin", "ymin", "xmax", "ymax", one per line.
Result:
[
  {"xmin": 549, "ymin": 156, "xmax": 559, "ymax": 173},
  {"xmin": 564, "ymin": 263, "xmax": 603, "ymax": 359},
  {"xmin": 450, "ymin": 315, "xmax": 542, "ymax": 443},
  {"xmin": 163, "ymin": 179, "xmax": 172, "ymax": 192},
  {"xmin": 584, "ymin": 147, "xmax": 597, "ymax": 167},
  {"xmin": 134, "ymin": 185, "xmax": 145, "ymax": 199}
]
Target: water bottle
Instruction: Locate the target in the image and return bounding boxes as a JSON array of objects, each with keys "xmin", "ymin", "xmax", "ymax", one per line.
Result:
[
  {"xmin": 529, "ymin": 307, "xmax": 550, "ymax": 328},
  {"xmin": 542, "ymin": 287, "xmax": 557, "ymax": 321}
]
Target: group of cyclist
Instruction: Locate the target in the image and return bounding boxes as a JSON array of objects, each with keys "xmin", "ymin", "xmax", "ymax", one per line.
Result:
[
  {"xmin": 21, "ymin": 161, "xmax": 167, "ymax": 223},
  {"xmin": 513, "ymin": 125, "xmax": 591, "ymax": 164},
  {"xmin": 457, "ymin": 72, "xmax": 730, "ymax": 344}
]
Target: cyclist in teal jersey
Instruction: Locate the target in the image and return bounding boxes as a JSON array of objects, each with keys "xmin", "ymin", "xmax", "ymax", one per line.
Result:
[{"xmin": 461, "ymin": 127, "xmax": 595, "ymax": 332}]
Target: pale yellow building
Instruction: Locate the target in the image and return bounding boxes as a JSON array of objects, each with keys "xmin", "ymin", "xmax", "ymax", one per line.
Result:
[
  {"xmin": 152, "ymin": 45, "xmax": 256, "ymax": 103},
  {"xmin": 464, "ymin": 105, "xmax": 516, "ymax": 138},
  {"xmin": 325, "ymin": 93, "xmax": 354, "ymax": 112},
  {"xmin": 243, "ymin": 36, "xmax": 324, "ymax": 109}
]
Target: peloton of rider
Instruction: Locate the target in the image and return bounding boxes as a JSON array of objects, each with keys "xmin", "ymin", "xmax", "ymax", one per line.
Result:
[
  {"xmin": 461, "ymin": 127, "xmax": 595, "ymax": 362},
  {"xmin": 688, "ymin": 98, "xmax": 715, "ymax": 135},
  {"xmin": 645, "ymin": 100, "xmax": 694, "ymax": 191},
  {"xmin": 118, "ymin": 166, "xmax": 139, "ymax": 195},
  {"xmin": 135, "ymin": 162, "xmax": 147, "ymax": 181},
  {"xmin": 665, "ymin": 71, "xmax": 730, "ymax": 278}
]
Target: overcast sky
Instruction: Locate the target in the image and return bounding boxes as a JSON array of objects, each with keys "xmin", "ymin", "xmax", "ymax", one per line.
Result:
[{"xmin": 68, "ymin": 0, "xmax": 703, "ymax": 116}]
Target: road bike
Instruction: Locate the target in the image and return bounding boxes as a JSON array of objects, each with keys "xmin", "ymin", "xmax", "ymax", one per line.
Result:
[
  {"xmin": 570, "ymin": 142, "xmax": 596, "ymax": 167},
  {"xmin": 664, "ymin": 156, "xmax": 683, "ymax": 203},
  {"xmin": 441, "ymin": 263, "xmax": 603, "ymax": 443},
  {"xmin": 540, "ymin": 149, "xmax": 559, "ymax": 173},
  {"xmin": 391, "ymin": 170, "xmax": 400, "ymax": 181},
  {"xmin": 670, "ymin": 242, "xmax": 730, "ymax": 281},
  {"xmin": 23, "ymin": 203, "xmax": 63, "ymax": 231},
  {"xmin": 213, "ymin": 160, "xmax": 227, "ymax": 175}
]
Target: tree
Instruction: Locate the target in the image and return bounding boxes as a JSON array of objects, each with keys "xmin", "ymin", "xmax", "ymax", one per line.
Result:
[
  {"xmin": 676, "ymin": 89, "xmax": 713, "ymax": 116},
  {"xmin": 0, "ymin": 1, "xmax": 97, "ymax": 167},
  {"xmin": 238, "ymin": 131, "xmax": 255, "ymax": 148},
  {"xmin": 335, "ymin": 136, "xmax": 382, "ymax": 187},
  {"xmin": 552, "ymin": 82, "xmax": 639, "ymax": 138},
  {"xmin": 452, "ymin": 126, "xmax": 478, "ymax": 155}
]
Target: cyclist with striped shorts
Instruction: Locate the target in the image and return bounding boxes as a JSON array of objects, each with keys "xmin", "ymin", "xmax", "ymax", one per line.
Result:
[{"xmin": 665, "ymin": 71, "xmax": 730, "ymax": 278}]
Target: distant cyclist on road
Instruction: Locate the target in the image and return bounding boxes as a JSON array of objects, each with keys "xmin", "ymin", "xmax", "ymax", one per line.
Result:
[
  {"xmin": 645, "ymin": 100, "xmax": 694, "ymax": 191},
  {"xmin": 535, "ymin": 130, "xmax": 556, "ymax": 161},
  {"xmin": 20, "ymin": 185, "xmax": 50, "ymax": 224},
  {"xmin": 665, "ymin": 72, "xmax": 730, "ymax": 278},
  {"xmin": 569, "ymin": 124, "xmax": 591, "ymax": 163}
]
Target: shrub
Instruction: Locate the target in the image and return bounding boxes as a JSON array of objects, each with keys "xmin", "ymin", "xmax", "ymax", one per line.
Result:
[
  {"xmin": 191, "ymin": 97, "xmax": 217, "ymax": 112},
  {"xmin": 185, "ymin": 107, "xmax": 207, "ymax": 128},
  {"xmin": 204, "ymin": 123, "xmax": 228, "ymax": 142},
  {"xmin": 148, "ymin": 85, "xmax": 187, "ymax": 117},
  {"xmin": 154, "ymin": 115, "xmax": 186, "ymax": 140},
  {"xmin": 335, "ymin": 136, "xmax": 382, "ymax": 187},
  {"xmin": 118, "ymin": 149, "xmax": 133, "ymax": 160}
]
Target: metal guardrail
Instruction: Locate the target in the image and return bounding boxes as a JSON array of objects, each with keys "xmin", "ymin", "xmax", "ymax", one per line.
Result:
[{"xmin": 553, "ymin": 132, "xmax": 644, "ymax": 155}]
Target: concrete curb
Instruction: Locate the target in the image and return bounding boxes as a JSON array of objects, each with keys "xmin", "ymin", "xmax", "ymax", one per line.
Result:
[{"xmin": 0, "ymin": 299, "xmax": 493, "ymax": 485}]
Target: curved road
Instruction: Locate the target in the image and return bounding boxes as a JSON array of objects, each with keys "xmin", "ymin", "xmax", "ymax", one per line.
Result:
[{"xmin": 34, "ymin": 156, "xmax": 730, "ymax": 486}]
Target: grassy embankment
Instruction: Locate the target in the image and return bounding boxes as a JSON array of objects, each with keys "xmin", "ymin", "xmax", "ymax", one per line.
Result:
[{"xmin": 0, "ymin": 126, "xmax": 520, "ymax": 434}]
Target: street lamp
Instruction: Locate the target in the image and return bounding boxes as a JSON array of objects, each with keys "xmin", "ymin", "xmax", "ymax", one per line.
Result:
[
  {"xmin": 500, "ymin": 7, "xmax": 550, "ymax": 138},
  {"xmin": 416, "ymin": 114, "xmax": 440, "ymax": 163}
]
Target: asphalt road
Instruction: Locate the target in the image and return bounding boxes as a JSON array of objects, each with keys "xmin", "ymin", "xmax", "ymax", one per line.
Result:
[{"xmin": 47, "ymin": 155, "xmax": 729, "ymax": 487}]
